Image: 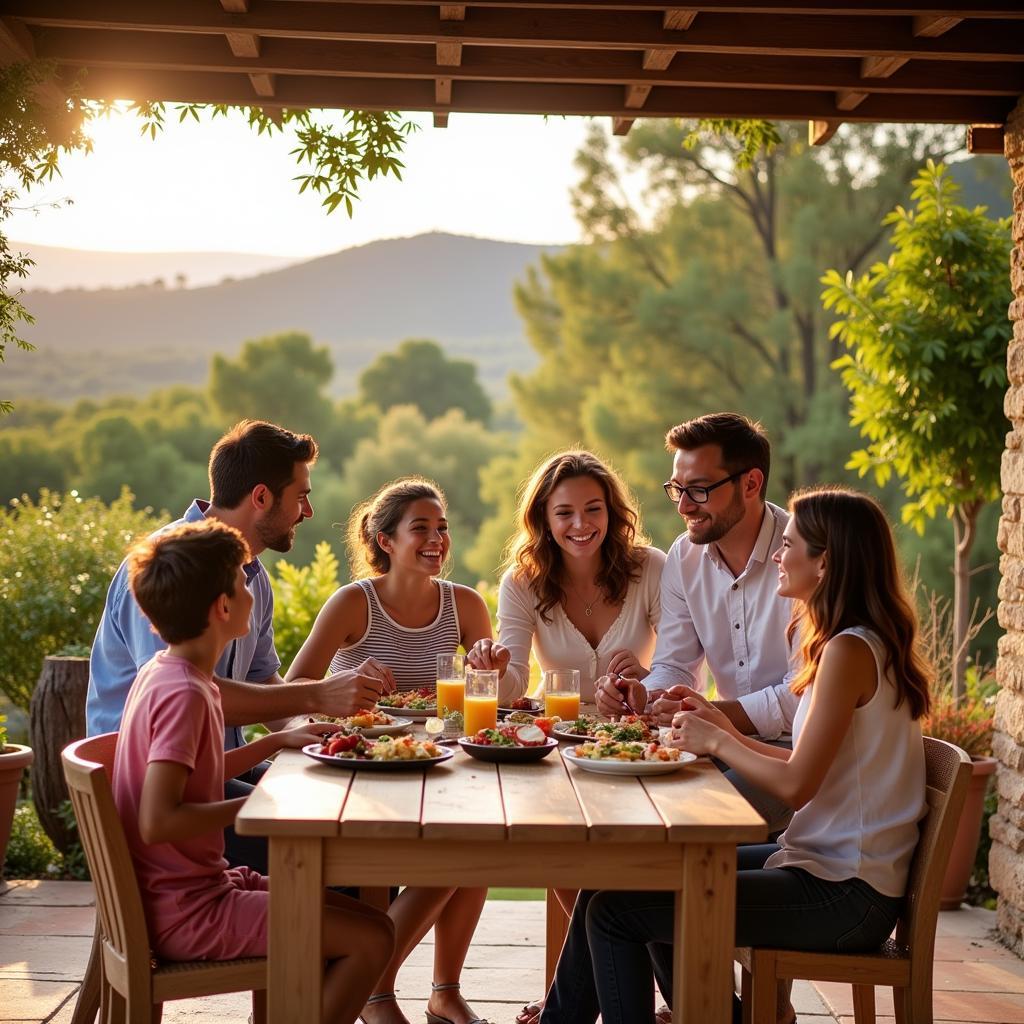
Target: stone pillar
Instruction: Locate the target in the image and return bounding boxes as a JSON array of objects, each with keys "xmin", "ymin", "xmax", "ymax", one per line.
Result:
[{"xmin": 994, "ymin": 95, "xmax": 1024, "ymax": 954}]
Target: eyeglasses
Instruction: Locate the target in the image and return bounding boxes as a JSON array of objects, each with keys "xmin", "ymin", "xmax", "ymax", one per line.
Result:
[{"xmin": 662, "ymin": 469, "xmax": 751, "ymax": 505}]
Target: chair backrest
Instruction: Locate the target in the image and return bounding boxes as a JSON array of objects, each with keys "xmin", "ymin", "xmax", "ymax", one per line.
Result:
[
  {"xmin": 896, "ymin": 736, "xmax": 973, "ymax": 954},
  {"xmin": 62, "ymin": 734, "xmax": 153, "ymax": 1001}
]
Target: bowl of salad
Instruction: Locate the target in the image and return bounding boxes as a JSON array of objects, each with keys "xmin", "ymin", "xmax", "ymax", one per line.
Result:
[{"xmin": 457, "ymin": 722, "xmax": 559, "ymax": 763}]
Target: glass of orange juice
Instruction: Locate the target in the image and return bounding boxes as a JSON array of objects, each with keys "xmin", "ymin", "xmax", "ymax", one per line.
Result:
[
  {"xmin": 464, "ymin": 669, "xmax": 499, "ymax": 735},
  {"xmin": 436, "ymin": 653, "xmax": 466, "ymax": 716},
  {"xmin": 544, "ymin": 669, "xmax": 581, "ymax": 721}
]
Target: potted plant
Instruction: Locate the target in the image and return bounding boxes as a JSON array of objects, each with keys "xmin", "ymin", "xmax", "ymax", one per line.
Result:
[
  {"xmin": 924, "ymin": 670, "xmax": 997, "ymax": 910},
  {"xmin": 0, "ymin": 713, "xmax": 34, "ymax": 883}
]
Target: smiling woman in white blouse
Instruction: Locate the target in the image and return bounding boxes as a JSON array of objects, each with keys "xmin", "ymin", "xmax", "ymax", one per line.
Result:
[
  {"xmin": 469, "ymin": 450, "xmax": 664, "ymax": 706},
  {"xmin": 467, "ymin": 450, "xmax": 664, "ymax": 1024}
]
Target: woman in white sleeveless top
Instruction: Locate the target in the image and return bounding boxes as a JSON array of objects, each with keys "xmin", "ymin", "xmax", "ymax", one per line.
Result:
[
  {"xmin": 539, "ymin": 488, "xmax": 930, "ymax": 1024},
  {"xmin": 289, "ymin": 478, "xmax": 496, "ymax": 1024},
  {"xmin": 467, "ymin": 450, "xmax": 664, "ymax": 1024}
]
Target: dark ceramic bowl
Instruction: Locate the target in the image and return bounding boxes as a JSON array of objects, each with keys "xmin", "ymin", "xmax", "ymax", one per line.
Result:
[{"xmin": 456, "ymin": 736, "xmax": 559, "ymax": 763}]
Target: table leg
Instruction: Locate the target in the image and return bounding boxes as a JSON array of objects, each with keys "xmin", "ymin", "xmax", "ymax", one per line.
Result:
[
  {"xmin": 674, "ymin": 843, "xmax": 736, "ymax": 1024},
  {"xmin": 544, "ymin": 890, "xmax": 569, "ymax": 988},
  {"xmin": 269, "ymin": 836, "xmax": 324, "ymax": 1024}
]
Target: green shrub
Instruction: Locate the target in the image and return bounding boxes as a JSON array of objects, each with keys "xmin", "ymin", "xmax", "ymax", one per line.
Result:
[
  {"xmin": 4, "ymin": 802, "xmax": 62, "ymax": 878},
  {"xmin": 0, "ymin": 489, "xmax": 159, "ymax": 710},
  {"xmin": 268, "ymin": 541, "xmax": 341, "ymax": 673}
]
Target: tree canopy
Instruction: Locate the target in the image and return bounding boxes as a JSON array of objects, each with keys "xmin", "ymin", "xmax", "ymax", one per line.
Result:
[
  {"xmin": 358, "ymin": 338, "xmax": 493, "ymax": 424},
  {"xmin": 823, "ymin": 160, "xmax": 1011, "ymax": 697}
]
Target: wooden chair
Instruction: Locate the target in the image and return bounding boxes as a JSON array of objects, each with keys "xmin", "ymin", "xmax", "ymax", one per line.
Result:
[
  {"xmin": 735, "ymin": 736, "xmax": 973, "ymax": 1024},
  {"xmin": 62, "ymin": 734, "xmax": 267, "ymax": 1024}
]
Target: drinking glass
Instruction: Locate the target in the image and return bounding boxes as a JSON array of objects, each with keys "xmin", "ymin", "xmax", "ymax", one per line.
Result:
[
  {"xmin": 543, "ymin": 668, "xmax": 581, "ymax": 721},
  {"xmin": 436, "ymin": 653, "xmax": 466, "ymax": 716},
  {"xmin": 464, "ymin": 668, "xmax": 499, "ymax": 734}
]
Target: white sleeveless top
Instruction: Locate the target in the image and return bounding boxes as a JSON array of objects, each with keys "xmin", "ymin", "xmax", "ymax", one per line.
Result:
[
  {"xmin": 764, "ymin": 626, "xmax": 926, "ymax": 897},
  {"xmin": 328, "ymin": 578, "xmax": 462, "ymax": 691}
]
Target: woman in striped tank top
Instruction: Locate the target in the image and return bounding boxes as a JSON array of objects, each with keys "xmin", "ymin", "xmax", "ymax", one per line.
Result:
[{"xmin": 289, "ymin": 477, "xmax": 496, "ymax": 1024}]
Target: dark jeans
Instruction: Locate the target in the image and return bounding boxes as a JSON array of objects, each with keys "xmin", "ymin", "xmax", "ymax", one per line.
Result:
[
  {"xmin": 540, "ymin": 845, "xmax": 902, "ymax": 1024},
  {"xmin": 223, "ymin": 762, "xmax": 271, "ymax": 875}
]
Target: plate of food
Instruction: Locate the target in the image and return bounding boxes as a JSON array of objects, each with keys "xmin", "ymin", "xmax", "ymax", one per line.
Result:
[
  {"xmin": 314, "ymin": 711, "xmax": 414, "ymax": 738},
  {"xmin": 457, "ymin": 722, "xmax": 559, "ymax": 763},
  {"xmin": 498, "ymin": 696, "xmax": 543, "ymax": 717},
  {"xmin": 551, "ymin": 714, "xmax": 654, "ymax": 743},
  {"xmin": 561, "ymin": 739, "xmax": 697, "ymax": 776},
  {"xmin": 304, "ymin": 733, "xmax": 454, "ymax": 771},
  {"xmin": 375, "ymin": 686, "xmax": 438, "ymax": 720}
]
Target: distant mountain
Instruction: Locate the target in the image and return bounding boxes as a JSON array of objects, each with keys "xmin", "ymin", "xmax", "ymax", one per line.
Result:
[
  {"xmin": 11, "ymin": 241, "xmax": 298, "ymax": 291},
  {"xmin": 12, "ymin": 233, "xmax": 564, "ymax": 401}
]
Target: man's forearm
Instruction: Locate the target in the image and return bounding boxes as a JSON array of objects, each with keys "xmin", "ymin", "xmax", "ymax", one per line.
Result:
[
  {"xmin": 216, "ymin": 676, "xmax": 319, "ymax": 726},
  {"xmin": 715, "ymin": 699, "xmax": 758, "ymax": 735}
]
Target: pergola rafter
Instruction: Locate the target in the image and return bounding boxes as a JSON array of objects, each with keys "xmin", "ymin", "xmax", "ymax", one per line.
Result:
[{"xmin": 0, "ymin": 1, "xmax": 1019, "ymax": 145}]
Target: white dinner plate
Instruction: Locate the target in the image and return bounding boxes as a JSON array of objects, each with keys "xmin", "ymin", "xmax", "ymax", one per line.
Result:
[
  {"xmin": 302, "ymin": 743, "xmax": 454, "ymax": 772},
  {"xmin": 560, "ymin": 747, "xmax": 697, "ymax": 776},
  {"xmin": 374, "ymin": 703, "xmax": 437, "ymax": 721},
  {"xmin": 352, "ymin": 716, "xmax": 413, "ymax": 738}
]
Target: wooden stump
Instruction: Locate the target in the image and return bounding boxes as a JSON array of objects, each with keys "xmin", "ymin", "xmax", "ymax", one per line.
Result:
[{"xmin": 29, "ymin": 656, "xmax": 90, "ymax": 851}]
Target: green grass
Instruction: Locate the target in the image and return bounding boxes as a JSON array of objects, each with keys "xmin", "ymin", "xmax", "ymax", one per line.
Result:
[{"xmin": 487, "ymin": 888, "xmax": 545, "ymax": 900}]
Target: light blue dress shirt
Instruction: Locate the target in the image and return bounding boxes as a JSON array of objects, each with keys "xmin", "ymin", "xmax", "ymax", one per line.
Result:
[{"xmin": 86, "ymin": 500, "xmax": 281, "ymax": 748}]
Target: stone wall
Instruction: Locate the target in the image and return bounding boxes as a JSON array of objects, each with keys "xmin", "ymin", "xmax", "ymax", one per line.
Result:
[{"xmin": 994, "ymin": 95, "xmax": 1024, "ymax": 954}]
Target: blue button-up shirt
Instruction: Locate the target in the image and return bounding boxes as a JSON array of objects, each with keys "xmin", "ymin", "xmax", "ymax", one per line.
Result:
[{"xmin": 87, "ymin": 500, "xmax": 281, "ymax": 748}]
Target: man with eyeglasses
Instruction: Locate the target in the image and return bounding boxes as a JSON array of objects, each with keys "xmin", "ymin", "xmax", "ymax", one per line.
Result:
[{"xmin": 595, "ymin": 410, "xmax": 795, "ymax": 831}]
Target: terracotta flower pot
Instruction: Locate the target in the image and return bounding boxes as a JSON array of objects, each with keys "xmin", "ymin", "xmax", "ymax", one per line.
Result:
[
  {"xmin": 939, "ymin": 754, "xmax": 997, "ymax": 911},
  {"xmin": 0, "ymin": 744, "xmax": 34, "ymax": 879}
]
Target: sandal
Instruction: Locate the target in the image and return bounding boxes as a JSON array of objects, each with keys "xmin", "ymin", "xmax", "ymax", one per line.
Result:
[
  {"xmin": 361, "ymin": 991, "xmax": 404, "ymax": 1024},
  {"xmin": 516, "ymin": 1000, "xmax": 543, "ymax": 1024},
  {"xmin": 424, "ymin": 981, "xmax": 493, "ymax": 1024}
]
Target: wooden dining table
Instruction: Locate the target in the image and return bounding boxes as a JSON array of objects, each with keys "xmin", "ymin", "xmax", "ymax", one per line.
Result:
[{"xmin": 235, "ymin": 741, "xmax": 767, "ymax": 1024}]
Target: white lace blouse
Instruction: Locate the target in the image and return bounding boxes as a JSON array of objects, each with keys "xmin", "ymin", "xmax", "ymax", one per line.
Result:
[{"xmin": 496, "ymin": 546, "xmax": 665, "ymax": 704}]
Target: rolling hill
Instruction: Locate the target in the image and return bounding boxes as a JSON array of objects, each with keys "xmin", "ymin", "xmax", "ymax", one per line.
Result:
[{"xmin": 9, "ymin": 233, "xmax": 562, "ymax": 401}]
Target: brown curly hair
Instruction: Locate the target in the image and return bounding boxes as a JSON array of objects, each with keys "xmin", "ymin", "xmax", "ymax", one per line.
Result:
[
  {"xmin": 504, "ymin": 451, "xmax": 648, "ymax": 623},
  {"xmin": 346, "ymin": 477, "xmax": 447, "ymax": 579}
]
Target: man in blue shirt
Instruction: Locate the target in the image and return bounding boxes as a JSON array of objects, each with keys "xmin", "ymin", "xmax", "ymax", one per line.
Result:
[{"xmin": 89, "ymin": 419, "xmax": 394, "ymax": 867}]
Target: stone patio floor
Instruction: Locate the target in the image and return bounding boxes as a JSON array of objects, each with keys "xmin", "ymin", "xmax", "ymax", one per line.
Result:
[{"xmin": 1, "ymin": 880, "xmax": 1022, "ymax": 1023}]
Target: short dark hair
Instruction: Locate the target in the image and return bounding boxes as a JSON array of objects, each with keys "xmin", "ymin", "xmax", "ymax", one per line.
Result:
[
  {"xmin": 209, "ymin": 420, "xmax": 318, "ymax": 510},
  {"xmin": 128, "ymin": 521, "xmax": 250, "ymax": 644},
  {"xmin": 665, "ymin": 412, "xmax": 770, "ymax": 498}
]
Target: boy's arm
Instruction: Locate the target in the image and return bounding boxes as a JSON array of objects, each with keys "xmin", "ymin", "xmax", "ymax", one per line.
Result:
[
  {"xmin": 138, "ymin": 760, "xmax": 246, "ymax": 845},
  {"xmin": 222, "ymin": 719, "xmax": 336, "ymax": 780}
]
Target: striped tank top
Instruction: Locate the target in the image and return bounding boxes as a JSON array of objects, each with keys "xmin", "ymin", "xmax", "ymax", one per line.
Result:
[{"xmin": 328, "ymin": 578, "xmax": 462, "ymax": 691}]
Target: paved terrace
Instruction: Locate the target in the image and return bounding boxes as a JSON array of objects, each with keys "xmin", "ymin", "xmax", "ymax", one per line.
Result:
[{"xmin": 0, "ymin": 881, "xmax": 1021, "ymax": 1024}]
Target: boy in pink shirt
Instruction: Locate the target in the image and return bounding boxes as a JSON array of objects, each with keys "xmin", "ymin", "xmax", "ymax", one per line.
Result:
[{"xmin": 115, "ymin": 519, "xmax": 395, "ymax": 1022}]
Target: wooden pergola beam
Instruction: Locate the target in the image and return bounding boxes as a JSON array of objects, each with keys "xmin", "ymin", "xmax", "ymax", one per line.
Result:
[
  {"xmin": 12, "ymin": 3, "xmax": 1024, "ymax": 62},
  {"xmin": 663, "ymin": 10, "xmax": 698, "ymax": 30},
  {"xmin": 249, "ymin": 71, "xmax": 274, "ymax": 96},
  {"xmin": 809, "ymin": 118, "xmax": 840, "ymax": 144},
  {"xmin": 32, "ymin": 30, "xmax": 1024, "ymax": 98},
  {"xmin": 114, "ymin": 1, "xmax": 1024, "ymax": 14},
  {"xmin": 0, "ymin": 16, "xmax": 66, "ymax": 106},
  {"xmin": 835, "ymin": 88, "xmax": 868, "ymax": 110},
  {"xmin": 859, "ymin": 10, "xmax": 962, "ymax": 82},
  {"xmin": 967, "ymin": 123, "xmax": 1005, "ymax": 154},
  {"xmin": 59, "ymin": 65, "xmax": 1016, "ymax": 124},
  {"xmin": 225, "ymin": 32, "xmax": 259, "ymax": 58},
  {"xmin": 913, "ymin": 15, "xmax": 963, "ymax": 37}
]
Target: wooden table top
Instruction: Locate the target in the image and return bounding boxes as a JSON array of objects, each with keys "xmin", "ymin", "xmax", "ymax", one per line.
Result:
[{"xmin": 236, "ymin": 745, "xmax": 768, "ymax": 846}]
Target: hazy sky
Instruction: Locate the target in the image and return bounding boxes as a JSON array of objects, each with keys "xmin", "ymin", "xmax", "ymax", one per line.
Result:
[{"xmin": 7, "ymin": 107, "xmax": 598, "ymax": 257}]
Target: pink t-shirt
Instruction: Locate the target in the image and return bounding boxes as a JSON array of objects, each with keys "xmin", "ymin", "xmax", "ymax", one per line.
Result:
[{"xmin": 113, "ymin": 650, "xmax": 240, "ymax": 952}]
